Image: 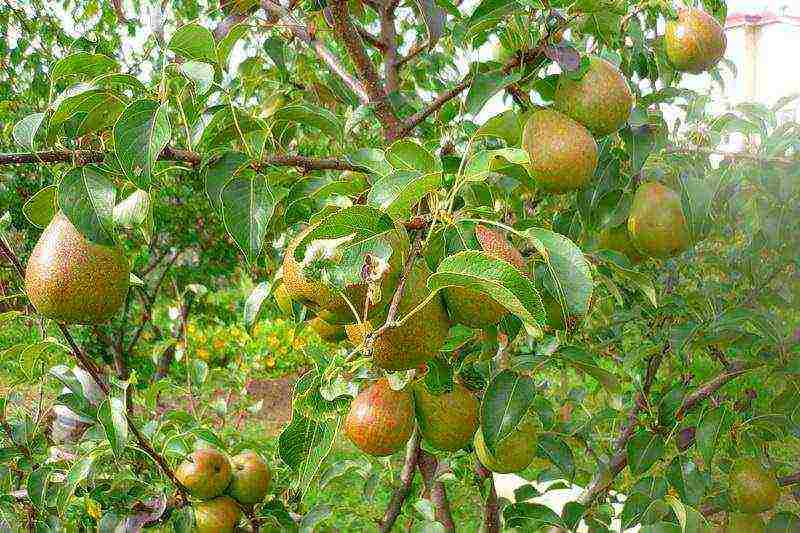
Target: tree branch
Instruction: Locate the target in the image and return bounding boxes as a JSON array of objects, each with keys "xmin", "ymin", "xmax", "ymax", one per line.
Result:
[
  {"xmin": 779, "ymin": 470, "xmax": 800, "ymax": 486},
  {"xmin": 379, "ymin": 429, "xmax": 421, "ymax": 533},
  {"xmin": 476, "ymin": 460, "xmax": 500, "ymax": 533},
  {"xmin": 0, "ymin": 148, "xmax": 360, "ymax": 172},
  {"xmin": 367, "ymin": 231, "xmax": 424, "ymax": 345},
  {"xmin": 327, "ymin": 0, "xmax": 401, "ymax": 139},
  {"xmin": 397, "ymin": 22, "xmax": 567, "ymax": 137},
  {"xmin": 380, "ymin": 2, "xmax": 400, "ymax": 94},
  {"xmin": 675, "ymin": 359, "xmax": 755, "ymax": 420},
  {"xmin": 260, "ymin": 0, "xmax": 372, "ymax": 104},
  {"xmin": 580, "ymin": 358, "xmax": 758, "ymax": 507},
  {"xmin": 579, "ymin": 345, "xmax": 667, "ymax": 506},
  {"xmin": 417, "ymin": 451, "xmax": 455, "ymax": 532}
]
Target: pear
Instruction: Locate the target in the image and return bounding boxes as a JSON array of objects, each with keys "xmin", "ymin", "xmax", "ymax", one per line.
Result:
[
  {"xmin": 345, "ymin": 261, "xmax": 449, "ymax": 371},
  {"xmin": 414, "ymin": 381, "xmax": 479, "ymax": 452},
  {"xmin": 193, "ymin": 496, "xmax": 241, "ymax": 533},
  {"xmin": 554, "ymin": 56, "xmax": 633, "ymax": 137},
  {"xmin": 25, "ymin": 212, "xmax": 129, "ymax": 324},
  {"xmin": 627, "ymin": 182, "xmax": 689, "ymax": 258},
  {"xmin": 443, "ymin": 224, "xmax": 526, "ymax": 328},
  {"xmin": 665, "ymin": 8, "xmax": 726, "ymax": 74},
  {"xmin": 227, "ymin": 451, "xmax": 270, "ymax": 505},
  {"xmin": 523, "ymin": 109, "xmax": 599, "ymax": 193},
  {"xmin": 344, "ymin": 378, "xmax": 415, "ymax": 456},
  {"xmin": 729, "ymin": 458, "xmax": 780, "ymax": 514},
  {"xmin": 176, "ymin": 448, "xmax": 232, "ymax": 501}
]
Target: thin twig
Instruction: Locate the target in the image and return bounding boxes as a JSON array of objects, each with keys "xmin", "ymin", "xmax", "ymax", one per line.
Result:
[
  {"xmin": 260, "ymin": 0, "xmax": 372, "ymax": 104},
  {"xmin": 417, "ymin": 451, "xmax": 455, "ymax": 532},
  {"xmin": 366, "ymin": 232, "xmax": 424, "ymax": 345},
  {"xmin": 675, "ymin": 359, "xmax": 756, "ymax": 419},
  {"xmin": 579, "ymin": 344, "xmax": 667, "ymax": 506},
  {"xmin": 476, "ymin": 460, "xmax": 500, "ymax": 533},
  {"xmin": 379, "ymin": 430, "xmax": 421, "ymax": 533}
]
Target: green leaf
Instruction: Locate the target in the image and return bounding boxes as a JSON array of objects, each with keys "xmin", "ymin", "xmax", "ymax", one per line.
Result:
[
  {"xmin": 180, "ymin": 61, "xmax": 215, "ymax": 94},
  {"xmin": 620, "ymin": 125, "xmax": 657, "ymax": 174},
  {"xmin": 627, "ymin": 430, "xmax": 665, "ymax": 475},
  {"xmin": 424, "ymin": 355, "xmax": 454, "ymax": 394},
  {"xmin": 679, "ymin": 175, "xmax": 716, "ymax": 242},
  {"xmin": 203, "ymin": 151, "xmax": 251, "ymax": 214},
  {"xmin": 465, "ymin": 69, "xmax": 523, "ymax": 115},
  {"xmin": 464, "ymin": 148, "xmax": 529, "ymax": 182},
  {"xmin": 190, "ymin": 359, "xmax": 209, "ymax": 387},
  {"xmin": 27, "ymin": 466, "xmax": 53, "ymax": 510},
  {"xmin": 476, "ymin": 110, "xmax": 526, "ymax": 145},
  {"xmin": 23, "ymin": 186, "xmax": 57, "ymax": 229},
  {"xmin": 294, "ymin": 205, "xmax": 401, "ymax": 289},
  {"xmin": 664, "ymin": 495, "xmax": 710, "ymax": 533},
  {"xmin": 536, "ymin": 434, "xmax": 575, "ymax": 480},
  {"xmin": 600, "ymin": 251, "xmax": 657, "ymax": 307},
  {"xmin": 57, "ymin": 454, "xmax": 96, "ymax": 508},
  {"xmin": 522, "ymin": 227, "xmax": 593, "ymax": 316},
  {"xmin": 367, "ymin": 171, "xmax": 442, "ymax": 219},
  {"xmin": 767, "ymin": 512, "xmax": 800, "ymax": 533},
  {"xmin": 346, "ymin": 148, "xmax": 393, "ymax": 177},
  {"xmin": 556, "ymin": 346, "xmax": 620, "ymax": 393},
  {"xmin": 200, "ymin": 106, "xmax": 264, "ymax": 150},
  {"xmin": 50, "ymin": 52, "xmax": 118, "ymax": 82},
  {"xmin": 19, "ymin": 340, "xmax": 62, "ymax": 379},
  {"xmin": 480, "ymin": 370, "xmax": 536, "ymax": 454},
  {"xmin": 278, "ymin": 414, "xmax": 341, "ymax": 498},
  {"xmin": 168, "ymin": 23, "xmax": 217, "ymax": 64},
  {"xmin": 386, "ymin": 139, "xmax": 440, "ymax": 172},
  {"xmin": 666, "ymin": 456, "xmax": 706, "ymax": 507},
  {"xmin": 58, "ymin": 166, "xmax": 117, "ymax": 245},
  {"xmin": 299, "ymin": 504, "xmax": 333, "ymax": 533},
  {"xmin": 98, "ymin": 395, "xmax": 128, "ymax": 457},
  {"xmin": 218, "ymin": 22, "xmax": 249, "ymax": 67},
  {"xmin": 113, "ymin": 189, "xmax": 150, "ymax": 229},
  {"xmin": 114, "ymin": 99, "xmax": 171, "ymax": 188},
  {"xmin": 13, "ymin": 112, "xmax": 46, "ymax": 151},
  {"xmin": 274, "ymin": 105, "xmax": 343, "ymax": 140},
  {"xmin": 220, "ymin": 172, "xmax": 278, "ymax": 264},
  {"xmin": 51, "ymin": 87, "xmax": 116, "ymax": 127},
  {"xmin": 75, "ymin": 95, "xmax": 126, "ymax": 138},
  {"xmin": 696, "ymin": 406, "xmax": 733, "ymax": 464},
  {"xmin": 243, "ymin": 281, "xmax": 272, "ymax": 333},
  {"xmin": 428, "ymin": 250, "xmax": 545, "ymax": 329},
  {"xmin": 504, "ymin": 502, "xmax": 566, "ymax": 530}
]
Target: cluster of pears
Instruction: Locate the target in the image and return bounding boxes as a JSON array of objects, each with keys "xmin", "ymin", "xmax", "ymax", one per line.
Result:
[
  {"xmin": 519, "ymin": 7, "xmax": 723, "ymax": 261},
  {"xmin": 175, "ymin": 447, "xmax": 271, "ymax": 533},
  {"xmin": 281, "ymin": 222, "xmax": 545, "ymax": 471},
  {"xmin": 724, "ymin": 458, "xmax": 781, "ymax": 533},
  {"xmin": 343, "ymin": 377, "xmax": 542, "ymax": 474},
  {"xmin": 24, "ymin": 212, "xmax": 130, "ymax": 324}
]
